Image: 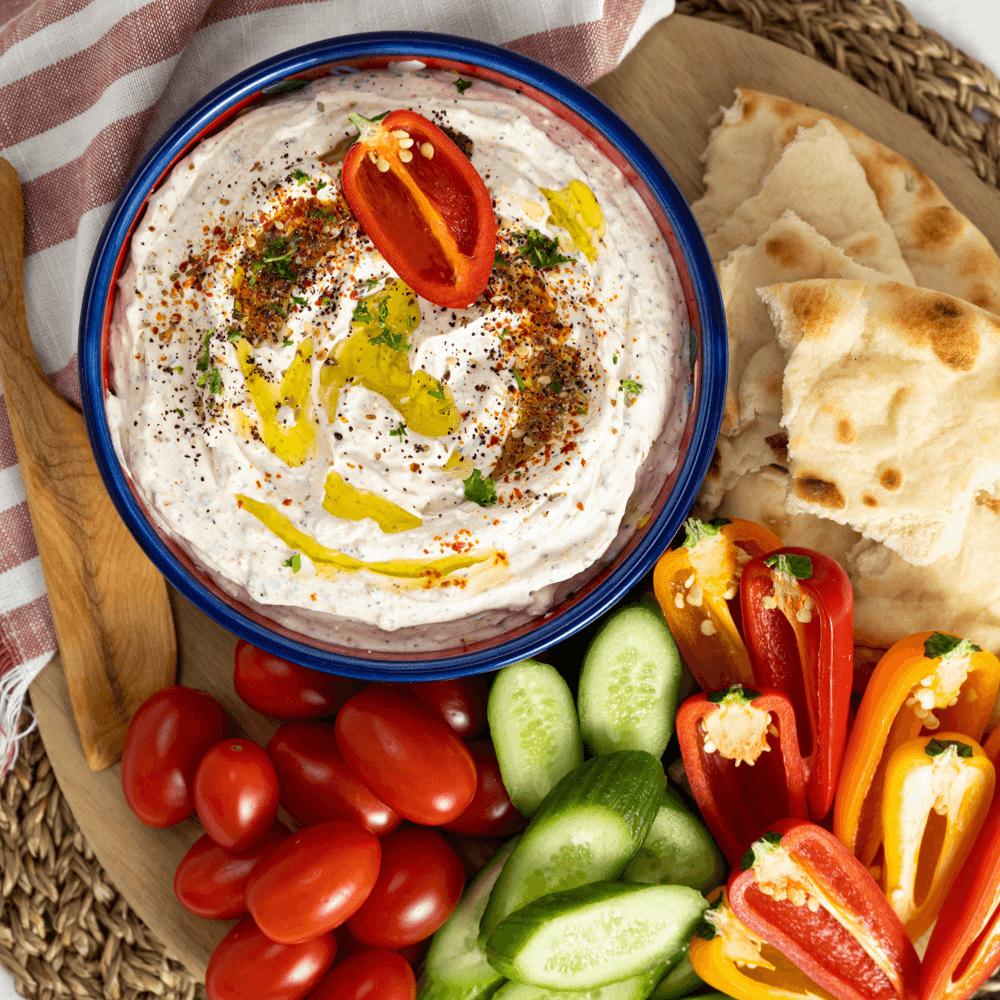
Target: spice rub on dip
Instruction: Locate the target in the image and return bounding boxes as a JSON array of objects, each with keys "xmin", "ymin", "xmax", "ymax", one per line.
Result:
[{"xmin": 106, "ymin": 66, "xmax": 689, "ymax": 650}]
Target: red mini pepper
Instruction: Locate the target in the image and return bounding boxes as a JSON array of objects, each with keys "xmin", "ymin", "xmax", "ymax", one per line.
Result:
[
  {"xmin": 342, "ymin": 110, "xmax": 496, "ymax": 309},
  {"xmin": 729, "ymin": 820, "xmax": 920, "ymax": 1000},
  {"xmin": 920, "ymin": 791, "xmax": 1000, "ymax": 1000},
  {"xmin": 740, "ymin": 547, "xmax": 853, "ymax": 821},
  {"xmin": 677, "ymin": 684, "xmax": 808, "ymax": 867}
]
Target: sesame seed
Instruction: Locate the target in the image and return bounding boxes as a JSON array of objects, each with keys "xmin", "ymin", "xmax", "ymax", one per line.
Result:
[
  {"xmin": 274, "ymin": 220, "xmax": 285, "ymax": 230},
  {"xmin": 245, "ymin": 235, "xmax": 256, "ymax": 248}
]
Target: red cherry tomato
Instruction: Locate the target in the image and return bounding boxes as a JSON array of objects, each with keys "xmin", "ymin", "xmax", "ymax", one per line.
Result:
[
  {"xmin": 333, "ymin": 924, "xmax": 430, "ymax": 966},
  {"xmin": 445, "ymin": 832, "xmax": 509, "ymax": 879},
  {"xmin": 174, "ymin": 822, "xmax": 288, "ymax": 920},
  {"xmin": 266, "ymin": 721, "xmax": 401, "ymax": 837},
  {"xmin": 234, "ymin": 640, "xmax": 360, "ymax": 720},
  {"xmin": 407, "ymin": 678, "xmax": 486, "ymax": 738},
  {"xmin": 246, "ymin": 820, "xmax": 381, "ymax": 944},
  {"xmin": 346, "ymin": 826, "xmax": 465, "ymax": 948},
  {"xmin": 441, "ymin": 740, "xmax": 527, "ymax": 837},
  {"xmin": 341, "ymin": 109, "xmax": 496, "ymax": 310},
  {"xmin": 205, "ymin": 917, "xmax": 336, "ymax": 1000},
  {"xmin": 121, "ymin": 686, "xmax": 229, "ymax": 827},
  {"xmin": 194, "ymin": 738, "xmax": 280, "ymax": 850},
  {"xmin": 309, "ymin": 949, "xmax": 415, "ymax": 1000},
  {"xmin": 335, "ymin": 687, "xmax": 478, "ymax": 825}
]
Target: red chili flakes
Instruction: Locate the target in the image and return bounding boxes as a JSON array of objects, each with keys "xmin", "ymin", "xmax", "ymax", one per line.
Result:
[
  {"xmin": 282, "ymin": 498, "xmax": 293, "ymax": 506},
  {"xmin": 213, "ymin": 225, "xmax": 224, "ymax": 236},
  {"xmin": 310, "ymin": 594, "xmax": 317, "ymax": 602},
  {"xmin": 577, "ymin": 502, "xmax": 585, "ymax": 511},
  {"xmin": 236, "ymin": 499, "xmax": 244, "ymax": 508}
]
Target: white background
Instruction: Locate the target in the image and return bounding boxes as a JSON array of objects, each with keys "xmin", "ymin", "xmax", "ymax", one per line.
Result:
[{"xmin": 0, "ymin": 5, "xmax": 998, "ymax": 999}]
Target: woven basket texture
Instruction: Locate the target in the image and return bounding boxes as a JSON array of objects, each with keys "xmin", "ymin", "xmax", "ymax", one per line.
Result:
[{"xmin": 3, "ymin": 1, "xmax": 1000, "ymax": 997}]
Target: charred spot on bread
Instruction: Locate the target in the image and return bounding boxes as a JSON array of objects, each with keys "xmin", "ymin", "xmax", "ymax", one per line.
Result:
[
  {"xmin": 880, "ymin": 468, "xmax": 903, "ymax": 491},
  {"xmin": 764, "ymin": 234, "xmax": 802, "ymax": 268},
  {"xmin": 835, "ymin": 418, "xmax": 856, "ymax": 445},
  {"xmin": 913, "ymin": 204, "xmax": 963, "ymax": 250},
  {"xmin": 792, "ymin": 474, "xmax": 846, "ymax": 509},
  {"xmin": 862, "ymin": 493, "xmax": 878, "ymax": 507}
]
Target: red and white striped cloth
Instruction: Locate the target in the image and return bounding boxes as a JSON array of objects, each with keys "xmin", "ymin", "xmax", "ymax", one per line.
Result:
[{"xmin": 0, "ymin": 0, "xmax": 675, "ymax": 767}]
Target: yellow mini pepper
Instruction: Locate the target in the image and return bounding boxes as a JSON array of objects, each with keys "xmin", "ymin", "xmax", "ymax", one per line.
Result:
[
  {"xmin": 653, "ymin": 517, "xmax": 782, "ymax": 693},
  {"xmin": 881, "ymin": 733, "xmax": 995, "ymax": 942},
  {"xmin": 833, "ymin": 631, "xmax": 1000, "ymax": 868},
  {"xmin": 688, "ymin": 886, "xmax": 836, "ymax": 1000}
]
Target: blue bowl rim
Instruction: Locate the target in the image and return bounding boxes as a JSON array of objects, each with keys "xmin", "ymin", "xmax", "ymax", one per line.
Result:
[{"xmin": 79, "ymin": 29, "xmax": 726, "ymax": 680}]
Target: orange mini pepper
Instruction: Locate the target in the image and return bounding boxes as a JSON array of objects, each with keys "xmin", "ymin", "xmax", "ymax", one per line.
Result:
[
  {"xmin": 689, "ymin": 886, "xmax": 836, "ymax": 1000},
  {"xmin": 653, "ymin": 517, "xmax": 783, "ymax": 693},
  {"xmin": 880, "ymin": 733, "xmax": 994, "ymax": 942},
  {"xmin": 833, "ymin": 631, "xmax": 1000, "ymax": 868}
]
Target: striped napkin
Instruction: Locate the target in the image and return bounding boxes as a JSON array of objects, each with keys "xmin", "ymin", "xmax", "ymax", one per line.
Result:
[{"xmin": 0, "ymin": 0, "xmax": 675, "ymax": 769}]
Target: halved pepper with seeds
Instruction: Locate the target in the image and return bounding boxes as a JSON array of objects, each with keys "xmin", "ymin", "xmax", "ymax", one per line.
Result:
[
  {"xmin": 740, "ymin": 548, "xmax": 853, "ymax": 821},
  {"xmin": 833, "ymin": 631, "xmax": 1000, "ymax": 869},
  {"xmin": 880, "ymin": 733, "xmax": 994, "ymax": 943},
  {"xmin": 920, "ymin": 791, "xmax": 1000, "ymax": 1000},
  {"xmin": 689, "ymin": 886, "xmax": 837, "ymax": 1000},
  {"xmin": 677, "ymin": 684, "xmax": 808, "ymax": 867},
  {"xmin": 728, "ymin": 821, "xmax": 920, "ymax": 1000},
  {"xmin": 653, "ymin": 517, "xmax": 783, "ymax": 693}
]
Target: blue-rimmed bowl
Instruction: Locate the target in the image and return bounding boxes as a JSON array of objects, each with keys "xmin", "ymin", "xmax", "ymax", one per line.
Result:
[{"xmin": 79, "ymin": 30, "xmax": 725, "ymax": 681}]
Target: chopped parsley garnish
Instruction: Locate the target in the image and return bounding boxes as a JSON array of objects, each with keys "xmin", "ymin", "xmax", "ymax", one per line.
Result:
[
  {"xmin": 282, "ymin": 337, "xmax": 293, "ymax": 347},
  {"xmin": 291, "ymin": 295, "xmax": 307, "ymax": 307},
  {"xmin": 764, "ymin": 552, "xmax": 814, "ymax": 580},
  {"xmin": 612, "ymin": 352, "xmax": 619, "ymax": 364},
  {"xmin": 365, "ymin": 277, "xmax": 381, "ymax": 289},
  {"xmin": 494, "ymin": 250, "xmax": 507, "ymax": 267},
  {"xmin": 428, "ymin": 381, "xmax": 446, "ymax": 400},
  {"xmin": 463, "ymin": 469, "xmax": 497, "ymax": 507},
  {"xmin": 291, "ymin": 168, "xmax": 310, "ymax": 185},
  {"xmin": 389, "ymin": 422, "xmax": 408, "ymax": 440},
  {"xmin": 257, "ymin": 234, "xmax": 299, "ymax": 282},
  {"xmin": 316, "ymin": 180, "xmax": 328, "ymax": 191},
  {"xmin": 499, "ymin": 328, "xmax": 511, "ymax": 344},
  {"xmin": 226, "ymin": 327, "xmax": 243, "ymax": 342},
  {"xmin": 550, "ymin": 380, "xmax": 562, "ymax": 394},
  {"xmin": 512, "ymin": 368, "xmax": 526, "ymax": 392},
  {"xmin": 173, "ymin": 365, "xmax": 184, "ymax": 373},
  {"xmin": 283, "ymin": 553, "xmax": 302, "ymax": 572},
  {"xmin": 619, "ymin": 378, "xmax": 643, "ymax": 397},
  {"xmin": 370, "ymin": 330, "xmax": 411, "ymax": 351},
  {"xmin": 198, "ymin": 368, "xmax": 224, "ymax": 395},
  {"xmin": 455, "ymin": 77, "xmax": 472, "ymax": 94},
  {"xmin": 353, "ymin": 300, "xmax": 372, "ymax": 322},
  {"xmin": 196, "ymin": 330, "xmax": 214, "ymax": 371},
  {"xmin": 520, "ymin": 229, "xmax": 574, "ymax": 269},
  {"xmin": 176, "ymin": 408, "xmax": 184, "ymax": 417}
]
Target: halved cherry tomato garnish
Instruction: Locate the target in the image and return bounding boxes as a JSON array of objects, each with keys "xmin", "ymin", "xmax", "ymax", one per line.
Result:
[{"xmin": 342, "ymin": 110, "xmax": 496, "ymax": 309}]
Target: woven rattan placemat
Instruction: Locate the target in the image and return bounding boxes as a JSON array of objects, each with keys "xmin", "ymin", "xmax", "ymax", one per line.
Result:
[{"xmin": 4, "ymin": 2, "xmax": 1000, "ymax": 997}]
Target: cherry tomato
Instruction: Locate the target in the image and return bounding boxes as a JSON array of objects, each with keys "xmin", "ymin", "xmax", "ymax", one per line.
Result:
[
  {"xmin": 194, "ymin": 738, "xmax": 280, "ymax": 850},
  {"xmin": 341, "ymin": 109, "xmax": 496, "ymax": 309},
  {"xmin": 445, "ymin": 832, "xmax": 508, "ymax": 879},
  {"xmin": 174, "ymin": 822, "xmax": 289, "ymax": 920},
  {"xmin": 205, "ymin": 917, "xmax": 336, "ymax": 1000},
  {"xmin": 309, "ymin": 949, "xmax": 415, "ymax": 1000},
  {"xmin": 246, "ymin": 820, "xmax": 381, "ymax": 944},
  {"xmin": 332, "ymin": 924, "xmax": 430, "ymax": 965},
  {"xmin": 346, "ymin": 826, "xmax": 465, "ymax": 948},
  {"xmin": 335, "ymin": 687, "xmax": 478, "ymax": 825},
  {"xmin": 121, "ymin": 686, "xmax": 229, "ymax": 827},
  {"xmin": 266, "ymin": 721, "xmax": 401, "ymax": 836},
  {"xmin": 441, "ymin": 740, "xmax": 528, "ymax": 837},
  {"xmin": 407, "ymin": 678, "xmax": 486, "ymax": 737},
  {"xmin": 234, "ymin": 640, "xmax": 360, "ymax": 719}
]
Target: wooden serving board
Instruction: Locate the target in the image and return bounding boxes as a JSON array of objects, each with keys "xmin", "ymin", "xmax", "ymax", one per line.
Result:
[{"xmin": 29, "ymin": 13, "xmax": 1000, "ymax": 983}]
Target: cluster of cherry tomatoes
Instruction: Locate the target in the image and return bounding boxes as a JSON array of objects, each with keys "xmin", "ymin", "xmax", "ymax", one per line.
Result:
[{"xmin": 120, "ymin": 641, "xmax": 523, "ymax": 1000}]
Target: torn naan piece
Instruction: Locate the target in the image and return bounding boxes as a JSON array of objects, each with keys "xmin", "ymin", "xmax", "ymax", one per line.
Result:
[
  {"xmin": 694, "ymin": 87, "xmax": 1000, "ymax": 315},
  {"xmin": 761, "ymin": 279, "xmax": 1000, "ymax": 565},
  {"xmin": 717, "ymin": 210, "xmax": 889, "ymax": 434},
  {"xmin": 705, "ymin": 121, "xmax": 914, "ymax": 284}
]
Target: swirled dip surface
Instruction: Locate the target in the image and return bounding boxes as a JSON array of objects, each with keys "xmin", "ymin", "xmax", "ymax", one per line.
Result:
[{"xmin": 107, "ymin": 67, "xmax": 689, "ymax": 649}]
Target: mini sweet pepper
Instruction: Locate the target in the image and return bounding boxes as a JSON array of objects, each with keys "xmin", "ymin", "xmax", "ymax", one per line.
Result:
[
  {"xmin": 834, "ymin": 631, "xmax": 1000, "ymax": 868},
  {"xmin": 739, "ymin": 547, "xmax": 853, "ymax": 821},
  {"xmin": 653, "ymin": 517, "xmax": 783, "ymax": 693}
]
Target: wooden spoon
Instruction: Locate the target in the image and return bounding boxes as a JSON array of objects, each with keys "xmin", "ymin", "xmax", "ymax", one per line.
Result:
[{"xmin": 0, "ymin": 158, "xmax": 176, "ymax": 771}]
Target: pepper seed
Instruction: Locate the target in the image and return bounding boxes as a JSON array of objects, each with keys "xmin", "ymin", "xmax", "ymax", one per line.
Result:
[
  {"xmin": 376, "ymin": 157, "xmax": 391, "ymax": 172},
  {"xmin": 398, "ymin": 138, "xmax": 415, "ymax": 149},
  {"xmin": 420, "ymin": 142, "xmax": 434, "ymax": 159},
  {"xmin": 399, "ymin": 149, "xmax": 413, "ymax": 163},
  {"xmin": 392, "ymin": 129, "xmax": 410, "ymax": 139}
]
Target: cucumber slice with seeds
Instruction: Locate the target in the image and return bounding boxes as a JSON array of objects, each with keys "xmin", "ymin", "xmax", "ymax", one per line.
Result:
[
  {"xmin": 492, "ymin": 951, "xmax": 673, "ymax": 1000},
  {"xmin": 488, "ymin": 659, "xmax": 583, "ymax": 817},
  {"xmin": 478, "ymin": 750, "xmax": 664, "ymax": 946},
  {"xmin": 578, "ymin": 603, "xmax": 682, "ymax": 759},
  {"xmin": 485, "ymin": 881, "xmax": 708, "ymax": 991}
]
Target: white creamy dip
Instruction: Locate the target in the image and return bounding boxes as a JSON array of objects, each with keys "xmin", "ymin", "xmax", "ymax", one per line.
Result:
[{"xmin": 107, "ymin": 66, "xmax": 689, "ymax": 650}]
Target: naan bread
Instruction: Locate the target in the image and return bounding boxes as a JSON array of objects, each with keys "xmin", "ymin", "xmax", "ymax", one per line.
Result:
[
  {"xmin": 718, "ymin": 211, "xmax": 889, "ymax": 434},
  {"xmin": 694, "ymin": 87, "xmax": 1000, "ymax": 315},
  {"xmin": 761, "ymin": 279, "xmax": 1000, "ymax": 565},
  {"xmin": 705, "ymin": 121, "xmax": 914, "ymax": 285}
]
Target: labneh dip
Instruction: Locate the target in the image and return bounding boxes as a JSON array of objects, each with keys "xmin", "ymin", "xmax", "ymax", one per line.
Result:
[{"xmin": 107, "ymin": 66, "xmax": 689, "ymax": 650}]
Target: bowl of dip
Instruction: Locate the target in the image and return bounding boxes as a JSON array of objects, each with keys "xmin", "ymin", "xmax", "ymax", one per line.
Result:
[{"xmin": 79, "ymin": 31, "xmax": 726, "ymax": 680}]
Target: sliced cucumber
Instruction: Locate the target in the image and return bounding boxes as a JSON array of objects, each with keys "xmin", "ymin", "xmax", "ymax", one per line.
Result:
[
  {"xmin": 420, "ymin": 838, "xmax": 519, "ymax": 1000},
  {"xmin": 577, "ymin": 602, "xmax": 682, "ymax": 759},
  {"xmin": 646, "ymin": 952, "xmax": 704, "ymax": 1000},
  {"xmin": 488, "ymin": 659, "xmax": 583, "ymax": 817},
  {"xmin": 492, "ymin": 952, "xmax": 671, "ymax": 1000},
  {"xmin": 485, "ymin": 881, "xmax": 708, "ymax": 991},
  {"xmin": 479, "ymin": 751, "xmax": 664, "ymax": 945},
  {"xmin": 622, "ymin": 785, "xmax": 725, "ymax": 892}
]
